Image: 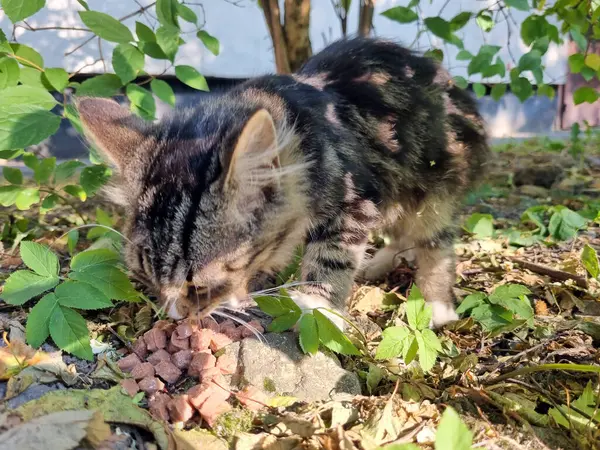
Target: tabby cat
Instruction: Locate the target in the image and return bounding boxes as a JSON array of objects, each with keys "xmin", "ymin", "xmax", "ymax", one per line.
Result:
[{"xmin": 78, "ymin": 37, "xmax": 489, "ymax": 329}]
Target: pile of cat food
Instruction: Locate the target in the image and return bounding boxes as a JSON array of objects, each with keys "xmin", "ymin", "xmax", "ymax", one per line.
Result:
[{"xmin": 116, "ymin": 317, "xmax": 268, "ymax": 426}]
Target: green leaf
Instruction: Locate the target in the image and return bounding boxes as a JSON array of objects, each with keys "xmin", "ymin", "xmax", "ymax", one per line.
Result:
[
  {"xmin": 573, "ymin": 87, "xmax": 599, "ymax": 105},
  {"xmin": 366, "ymin": 364, "xmax": 384, "ymax": 395},
  {"xmin": 76, "ymin": 0, "xmax": 89, "ymax": 10},
  {"xmin": 424, "ymin": 17, "xmax": 452, "ymax": 40},
  {"xmin": 112, "ymin": 43, "xmax": 145, "ymax": 84},
  {"xmin": 0, "ymin": 105, "xmax": 61, "ymax": 151},
  {"xmin": 450, "ymin": 12, "xmax": 472, "ymax": 31},
  {"xmin": 76, "ymin": 73, "xmax": 122, "ymax": 97},
  {"xmin": 15, "ymin": 188, "xmax": 40, "ymax": 210},
  {"xmin": 0, "ymin": 85, "xmax": 57, "ymax": 110},
  {"xmin": 41, "ymin": 193, "xmax": 59, "ymax": 210},
  {"xmin": 3, "ymin": 166, "xmax": 22, "ymax": 185},
  {"xmin": 20, "ymin": 241, "xmax": 59, "ymax": 277},
  {"xmin": 453, "ymin": 76, "xmax": 468, "ymax": 89},
  {"xmin": 177, "ymin": 3, "xmax": 197, "ymax": 23},
  {"xmin": 150, "ymin": 79, "xmax": 175, "ymax": 107},
  {"xmin": 0, "ymin": 149, "xmax": 24, "ymax": 160},
  {"xmin": 521, "ymin": 15, "xmax": 549, "ymax": 46},
  {"xmin": 518, "ymin": 50, "xmax": 542, "ymax": 72},
  {"xmin": 491, "ymin": 83, "xmax": 507, "ymax": 101},
  {"xmin": 34, "ymin": 157, "xmax": 56, "ymax": 184},
  {"xmin": 548, "ymin": 206, "xmax": 587, "ymax": 240},
  {"xmin": 504, "ymin": 0, "xmax": 529, "ymax": 11},
  {"xmin": 49, "ymin": 305, "xmax": 93, "ymax": 360},
  {"xmin": 79, "ymin": 11, "xmax": 134, "ymax": 43},
  {"xmin": 0, "ymin": 185, "xmax": 21, "ymax": 206},
  {"xmin": 0, "ymin": 57, "xmax": 20, "ymax": 90},
  {"xmin": 267, "ymin": 311, "xmax": 301, "ymax": 332},
  {"xmin": 414, "ymin": 329, "xmax": 441, "ymax": 372},
  {"xmin": 10, "ymin": 43, "xmax": 44, "ymax": 69},
  {"xmin": 253, "ymin": 295, "xmax": 287, "ymax": 317},
  {"xmin": 298, "ymin": 314, "xmax": 319, "ymax": 354},
  {"xmin": 473, "ymin": 82, "xmax": 486, "ymax": 98},
  {"xmin": 456, "ymin": 50, "xmax": 473, "ymax": 61},
  {"xmin": 54, "ymin": 160, "xmax": 84, "ymax": 184},
  {"xmin": 424, "ymin": 49, "xmax": 444, "ymax": 63},
  {"xmin": 156, "ymin": 0, "xmax": 179, "ymax": 29},
  {"xmin": 470, "ymin": 304, "xmax": 512, "ymax": 331},
  {"xmin": 581, "ymin": 244, "xmax": 599, "ymax": 279},
  {"xmin": 570, "ymin": 28, "xmax": 587, "ymax": 52},
  {"xmin": 1, "ymin": 270, "xmax": 59, "ymax": 305},
  {"xmin": 135, "ymin": 21, "xmax": 156, "ymax": 42},
  {"xmin": 175, "ymin": 65, "xmax": 208, "ymax": 91},
  {"xmin": 498, "ymin": 295, "xmax": 534, "ymax": 322},
  {"xmin": 156, "ymin": 26, "xmax": 179, "ymax": 62},
  {"xmin": 406, "ymin": 285, "xmax": 431, "ymax": 330},
  {"xmin": 488, "ymin": 284, "xmax": 531, "ymax": 304},
  {"xmin": 63, "ymin": 184, "xmax": 86, "ymax": 201},
  {"xmin": 55, "ymin": 281, "xmax": 113, "ymax": 310},
  {"xmin": 468, "ymin": 45, "xmax": 501, "ymax": 75},
  {"xmin": 314, "ymin": 309, "xmax": 360, "ymax": 355},
  {"xmin": 69, "ymin": 264, "xmax": 139, "ymax": 301},
  {"xmin": 1, "ymin": 0, "xmax": 45, "ymax": 23},
  {"xmin": 43, "ymin": 68, "xmax": 69, "ymax": 92},
  {"xmin": 139, "ymin": 42, "xmax": 168, "ymax": 60},
  {"xmin": 80, "ymin": 164, "xmax": 111, "ymax": 195},
  {"xmin": 510, "ymin": 76, "xmax": 533, "ymax": 102},
  {"xmin": 537, "ymin": 84, "xmax": 555, "ymax": 99},
  {"xmin": 26, "ymin": 292, "xmax": 59, "ymax": 348},
  {"xmin": 476, "ymin": 11, "xmax": 493, "ymax": 32},
  {"xmin": 456, "ymin": 292, "xmax": 486, "ymax": 315},
  {"xmin": 197, "ymin": 30, "xmax": 220, "ymax": 56},
  {"xmin": 375, "ymin": 326, "xmax": 411, "ymax": 360},
  {"xmin": 585, "ymin": 53, "xmax": 600, "ymax": 71},
  {"xmin": 67, "ymin": 230, "xmax": 79, "ymax": 255},
  {"xmin": 127, "ymin": 84, "xmax": 156, "ymax": 121},
  {"xmin": 380, "ymin": 6, "xmax": 418, "ymax": 23},
  {"xmin": 71, "ymin": 248, "xmax": 120, "ymax": 272},
  {"xmin": 435, "ymin": 406, "xmax": 473, "ymax": 450},
  {"xmin": 464, "ymin": 213, "xmax": 494, "ymax": 238}
]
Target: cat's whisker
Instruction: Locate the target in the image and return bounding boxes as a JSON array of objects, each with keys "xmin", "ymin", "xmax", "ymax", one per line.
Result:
[
  {"xmin": 212, "ymin": 309, "xmax": 266, "ymax": 343},
  {"xmin": 249, "ymin": 281, "xmax": 317, "ymax": 296},
  {"xmin": 221, "ymin": 305, "xmax": 252, "ymax": 317}
]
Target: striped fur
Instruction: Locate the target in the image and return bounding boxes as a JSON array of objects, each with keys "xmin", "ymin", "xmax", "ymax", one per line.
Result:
[{"xmin": 78, "ymin": 37, "xmax": 489, "ymax": 328}]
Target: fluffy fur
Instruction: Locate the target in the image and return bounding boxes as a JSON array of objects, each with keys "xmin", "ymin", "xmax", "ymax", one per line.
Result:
[{"xmin": 78, "ymin": 37, "xmax": 489, "ymax": 328}]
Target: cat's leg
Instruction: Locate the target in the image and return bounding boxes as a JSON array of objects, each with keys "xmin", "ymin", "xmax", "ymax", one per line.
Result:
[{"xmin": 361, "ymin": 235, "xmax": 415, "ymax": 281}]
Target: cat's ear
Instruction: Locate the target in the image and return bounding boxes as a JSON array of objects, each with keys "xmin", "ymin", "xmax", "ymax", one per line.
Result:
[
  {"xmin": 225, "ymin": 109, "xmax": 279, "ymax": 187},
  {"xmin": 76, "ymin": 97, "xmax": 146, "ymax": 172}
]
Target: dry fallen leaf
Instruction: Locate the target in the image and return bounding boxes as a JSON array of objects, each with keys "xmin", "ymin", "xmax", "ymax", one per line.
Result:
[{"xmin": 0, "ymin": 333, "xmax": 52, "ymax": 381}]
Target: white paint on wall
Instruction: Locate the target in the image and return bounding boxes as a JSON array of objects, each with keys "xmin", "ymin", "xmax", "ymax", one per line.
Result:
[{"xmin": 0, "ymin": 0, "xmax": 568, "ymax": 83}]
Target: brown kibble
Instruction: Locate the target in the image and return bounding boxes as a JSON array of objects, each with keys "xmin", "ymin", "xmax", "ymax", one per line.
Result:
[
  {"xmin": 219, "ymin": 319, "xmax": 236, "ymax": 329},
  {"xmin": 175, "ymin": 323, "xmax": 194, "ymax": 339},
  {"xmin": 221, "ymin": 325, "xmax": 242, "ymax": 342},
  {"xmin": 148, "ymin": 392, "xmax": 171, "ymax": 421},
  {"xmin": 188, "ymin": 352, "xmax": 216, "ymax": 378},
  {"xmin": 144, "ymin": 328, "xmax": 167, "ymax": 352},
  {"xmin": 210, "ymin": 333, "xmax": 233, "ymax": 352},
  {"xmin": 216, "ymin": 354, "xmax": 236, "ymax": 375},
  {"xmin": 187, "ymin": 383, "xmax": 213, "ymax": 410},
  {"xmin": 236, "ymin": 385, "xmax": 268, "ymax": 411},
  {"xmin": 117, "ymin": 353, "xmax": 141, "ymax": 373},
  {"xmin": 138, "ymin": 376, "xmax": 165, "ymax": 395},
  {"xmin": 202, "ymin": 318, "xmax": 220, "ymax": 333},
  {"xmin": 154, "ymin": 360, "xmax": 182, "ymax": 384},
  {"xmin": 535, "ymin": 299, "xmax": 549, "ymax": 316},
  {"xmin": 147, "ymin": 349, "xmax": 172, "ymax": 365},
  {"xmin": 154, "ymin": 320, "xmax": 177, "ymax": 337},
  {"xmin": 167, "ymin": 395, "xmax": 195, "ymax": 422},
  {"xmin": 210, "ymin": 375, "xmax": 231, "ymax": 401},
  {"xmin": 199, "ymin": 394, "xmax": 232, "ymax": 427},
  {"xmin": 240, "ymin": 320, "xmax": 264, "ymax": 338},
  {"xmin": 120, "ymin": 378, "xmax": 140, "ymax": 397},
  {"xmin": 170, "ymin": 333, "xmax": 190, "ymax": 351},
  {"xmin": 200, "ymin": 367, "xmax": 221, "ymax": 384},
  {"xmin": 132, "ymin": 338, "xmax": 148, "ymax": 359},
  {"xmin": 131, "ymin": 362, "xmax": 155, "ymax": 380},
  {"xmin": 190, "ymin": 329, "xmax": 213, "ymax": 351},
  {"xmin": 171, "ymin": 349, "xmax": 193, "ymax": 370}
]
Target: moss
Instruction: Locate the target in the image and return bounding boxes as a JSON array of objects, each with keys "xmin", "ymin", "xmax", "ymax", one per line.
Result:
[
  {"xmin": 263, "ymin": 377, "xmax": 277, "ymax": 393},
  {"xmin": 214, "ymin": 408, "xmax": 254, "ymax": 442}
]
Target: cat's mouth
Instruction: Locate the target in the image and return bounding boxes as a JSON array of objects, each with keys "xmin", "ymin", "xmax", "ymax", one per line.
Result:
[{"xmin": 163, "ymin": 284, "xmax": 249, "ymax": 320}]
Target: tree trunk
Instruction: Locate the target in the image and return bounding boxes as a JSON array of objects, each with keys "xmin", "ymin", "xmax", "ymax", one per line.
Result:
[
  {"xmin": 284, "ymin": 0, "xmax": 312, "ymax": 72},
  {"xmin": 358, "ymin": 0, "xmax": 375, "ymax": 37},
  {"xmin": 261, "ymin": 0, "xmax": 291, "ymax": 74}
]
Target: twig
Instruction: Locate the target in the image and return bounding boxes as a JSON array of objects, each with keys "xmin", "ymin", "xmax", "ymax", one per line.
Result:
[
  {"xmin": 511, "ymin": 257, "xmax": 588, "ymax": 288},
  {"xmin": 485, "ymin": 362, "xmax": 600, "ymax": 385},
  {"xmin": 98, "ymin": 37, "xmax": 106, "ymax": 72}
]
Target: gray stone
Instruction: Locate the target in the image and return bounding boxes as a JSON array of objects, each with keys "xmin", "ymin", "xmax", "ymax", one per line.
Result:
[
  {"xmin": 513, "ymin": 163, "xmax": 564, "ymax": 188},
  {"xmin": 6, "ymin": 383, "xmax": 61, "ymax": 409},
  {"xmin": 518, "ymin": 184, "xmax": 549, "ymax": 198},
  {"xmin": 225, "ymin": 333, "xmax": 361, "ymax": 402}
]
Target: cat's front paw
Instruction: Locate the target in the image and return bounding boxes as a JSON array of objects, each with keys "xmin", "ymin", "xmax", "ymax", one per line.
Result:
[
  {"xmin": 288, "ymin": 291, "xmax": 346, "ymax": 331},
  {"xmin": 429, "ymin": 300, "xmax": 459, "ymax": 329}
]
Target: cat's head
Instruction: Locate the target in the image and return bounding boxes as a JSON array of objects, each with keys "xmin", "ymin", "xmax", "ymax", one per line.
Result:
[{"xmin": 77, "ymin": 97, "xmax": 308, "ymax": 319}]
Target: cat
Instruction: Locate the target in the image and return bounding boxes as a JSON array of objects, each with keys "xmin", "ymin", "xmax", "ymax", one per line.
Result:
[{"xmin": 77, "ymin": 37, "xmax": 489, "ymax": 329}]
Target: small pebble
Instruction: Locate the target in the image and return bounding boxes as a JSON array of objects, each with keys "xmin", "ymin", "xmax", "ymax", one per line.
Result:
[
  {"xmin": 154, "ymin": 360, "xmax": 183, "ymax": 384},
  {"xmin": 130, "ymin": 362, "xmax": 155, "ymax": 380},
  {"xmin": 138, "ymin": 377, "xmax": 165, "ymax": 395},
  {"xmin": 117, "ymin": 353, "xmax": 141, "ymax": 373},
  {"xmin": 167, "ymin": 395, "xmax": 195, "ymax": 422},
  {"xmin": 147, "ymin": 349, "xmax": 172, "ymax": 366},
  {"xmin": 144, "ymin": 328, "xmax": 167, "ymax": 352}
]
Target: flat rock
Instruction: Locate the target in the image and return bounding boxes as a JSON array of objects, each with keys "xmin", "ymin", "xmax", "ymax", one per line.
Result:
[{"xmin": 224, "ymin": 332, "xmax": 360, "ymax": 402}]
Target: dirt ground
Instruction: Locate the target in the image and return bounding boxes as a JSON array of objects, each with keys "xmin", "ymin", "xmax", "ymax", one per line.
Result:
[{"xmin": 1, "ymin": 135, "xmax": 600, "ymax": 450}]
